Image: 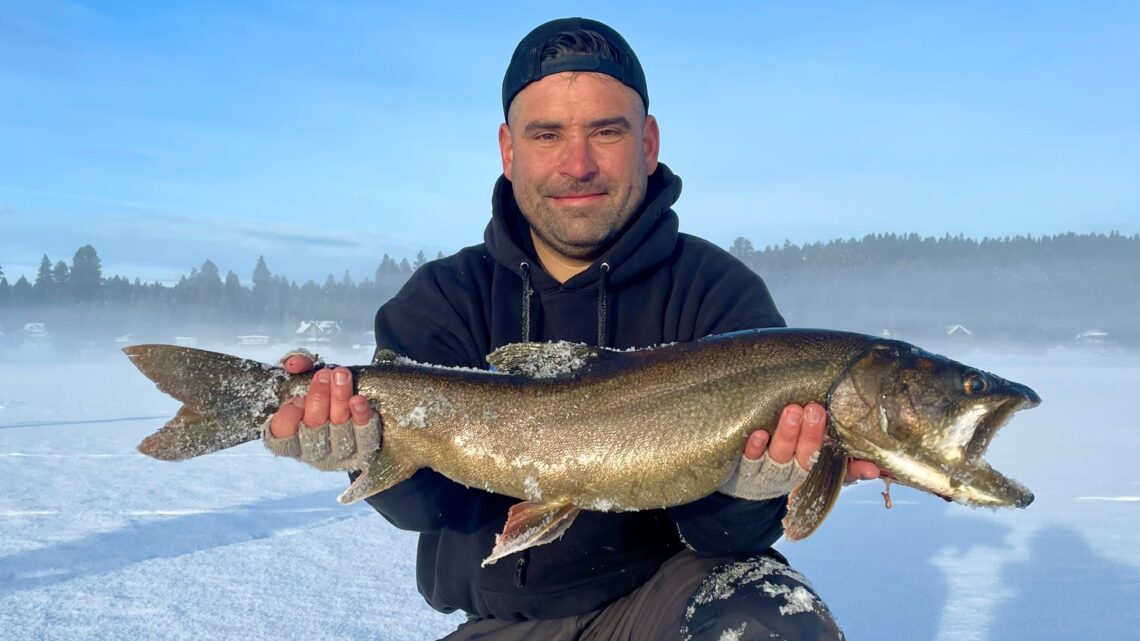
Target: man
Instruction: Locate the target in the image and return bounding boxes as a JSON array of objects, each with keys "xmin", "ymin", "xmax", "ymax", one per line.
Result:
[{"xmin": 266, "ymin": 17, "xmax": 879, "ymax": 640}]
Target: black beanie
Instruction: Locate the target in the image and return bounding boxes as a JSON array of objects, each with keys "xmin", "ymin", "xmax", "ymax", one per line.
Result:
[{"xmin": 501, "ymin": 17, "xmax": 648, "ymax": 120}]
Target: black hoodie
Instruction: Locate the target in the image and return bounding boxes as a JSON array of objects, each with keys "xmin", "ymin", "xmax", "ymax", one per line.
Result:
[{"xmin": 362, "ymin": 164, "xmax": 789, "ymax": 621}]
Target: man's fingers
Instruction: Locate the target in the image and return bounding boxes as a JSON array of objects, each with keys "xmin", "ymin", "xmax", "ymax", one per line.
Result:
[
  {"xmin": 329, "ymin": 367, "xmax": 353, "ymax": 425},
  {"xmin": 795, "ymin": 402, "xmax": 827, "ymax": 470},
  {"xmin": 767, "ymin": 404, "xmax": 803, "ymax": 465},
  {"xmin": 303, "ymin": 369, "xmax": 332, "ymax": 428},
  {"xmin": 270, "ymin": 397, "xmax": 305, "ymax": 438},
  {"xmin": 349, "ymin": 395, "xmax": 374, "ymax": 427},
  {"xmin": 283, "ymin": 354, "xmax": 315, "ymax": 375},
  {"xmin": 846, "ymin": 458, "xmax": 882, "ymax": 483},
  {"xmin": 743, "ymin": 430, "xmax": 769, "ymax": 461}
]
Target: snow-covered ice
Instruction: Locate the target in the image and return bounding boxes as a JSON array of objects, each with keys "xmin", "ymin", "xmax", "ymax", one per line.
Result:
[{"xmin": 1, "ymin": 343, "xmax": 1136, "ymax": 640}]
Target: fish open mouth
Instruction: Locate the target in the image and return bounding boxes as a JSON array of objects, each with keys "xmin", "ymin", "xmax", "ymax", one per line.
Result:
[
  {"xmin": 964, "ymin": 389, "xmax": 1040, "ymax": 464},
  {"xmin": 947, "ymin": 390, "xmax": 1040, "ymax": 508}
]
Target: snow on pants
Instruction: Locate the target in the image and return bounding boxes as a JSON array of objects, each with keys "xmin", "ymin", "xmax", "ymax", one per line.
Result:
[{"xmin": 439, "ymin": 549, "xmax": 845, "ymax": 641}]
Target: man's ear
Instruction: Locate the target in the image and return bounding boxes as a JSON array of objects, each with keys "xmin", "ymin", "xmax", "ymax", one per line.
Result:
[
  {"xmin": 643, "ymin": 114, "xmax": 660, "ymax": 175},
  {"xmin": 498, "ymin": 123, "xmax": 513, "ymax": 180}
]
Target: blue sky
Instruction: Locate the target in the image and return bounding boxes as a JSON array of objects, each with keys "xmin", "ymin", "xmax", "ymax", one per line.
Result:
[{"xmin": 1, "ymin": 1, "xmax": 1137, "ymax": 285}]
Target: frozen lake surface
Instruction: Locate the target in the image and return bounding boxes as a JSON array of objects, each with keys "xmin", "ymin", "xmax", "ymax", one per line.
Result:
[{"xmin": 1, "ymin": 342, "xmax": 1137, "ymax": 640}]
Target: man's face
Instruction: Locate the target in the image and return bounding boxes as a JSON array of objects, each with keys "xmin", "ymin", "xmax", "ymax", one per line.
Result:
[{"xmin": 499, "ymin": 72, "xmax": 660, "ymax": 261}]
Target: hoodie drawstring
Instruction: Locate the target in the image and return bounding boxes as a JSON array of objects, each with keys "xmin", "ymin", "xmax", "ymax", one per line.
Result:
[
  {"xmin": 597, "ymin": 263, "xmax": 610, "ymax": 347},
  {"xmin": 519, "ymin": 260, "xmax": 611, "ymax": 347},
  {"xmin": 519, "ymin": 262, "xmax": 533, "ymax": 343},
  {"xmin": 515, "ymin": 261, "xmax": 535, "ymax": 587}
]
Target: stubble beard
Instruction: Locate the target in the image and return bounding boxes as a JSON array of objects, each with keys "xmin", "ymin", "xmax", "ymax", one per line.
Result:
[{"xmin": 516, "ymin": 176, "xmax": 647, "ymax": 261}]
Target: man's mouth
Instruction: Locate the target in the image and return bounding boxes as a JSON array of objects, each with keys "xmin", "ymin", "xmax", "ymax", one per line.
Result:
[{"xmin": 548, "ymin": 192, "xmax": 606, "ymax": 201}]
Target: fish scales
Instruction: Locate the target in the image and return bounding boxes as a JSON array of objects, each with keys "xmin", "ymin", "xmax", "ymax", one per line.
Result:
[{"xmin": 340, "ymin": 332, "xmax": 866, "ymax": 510}]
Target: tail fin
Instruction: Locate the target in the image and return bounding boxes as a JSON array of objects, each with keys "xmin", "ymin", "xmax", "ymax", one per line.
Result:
[{"xmin": 124, "ymin": 344, "xmax": 287, "ymax": 461}]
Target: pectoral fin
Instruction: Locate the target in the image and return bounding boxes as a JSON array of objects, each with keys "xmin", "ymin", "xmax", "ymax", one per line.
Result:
[
  {"xmin": 337, "ymin": 447, "xmax": 417, "ymax": 504},
  {"xmin": 783, "ymin": 441, "xmax": 848, "ymax": 540},
  {"xmin": 482, "ymin": 501, "xmax": 581, "ymax": 566}
]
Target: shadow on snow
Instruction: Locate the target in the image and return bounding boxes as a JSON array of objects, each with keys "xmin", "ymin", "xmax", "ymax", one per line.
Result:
[{"xmin": 0, "ymin": 489, "xmax": 359, "ymax": 598}]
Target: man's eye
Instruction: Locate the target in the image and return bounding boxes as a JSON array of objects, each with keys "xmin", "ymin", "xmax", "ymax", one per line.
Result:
[
  {"xmin": 535, "ymin": 133, "xmax": 558, "ymax": 141},
  {"xmin": 597, "ymin": 129, "xmax": 620, "ymax": 137}
]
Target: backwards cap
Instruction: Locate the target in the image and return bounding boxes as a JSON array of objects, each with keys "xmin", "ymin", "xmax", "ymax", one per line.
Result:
[{"xmin": 501, "ymin": 17, "xmax": 648, "ymax": 120}]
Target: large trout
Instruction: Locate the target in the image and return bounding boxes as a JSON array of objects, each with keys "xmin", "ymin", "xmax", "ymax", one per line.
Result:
[{"xmin": 124, "ymin": 328, "xmax": 1038, "ymax": 564}]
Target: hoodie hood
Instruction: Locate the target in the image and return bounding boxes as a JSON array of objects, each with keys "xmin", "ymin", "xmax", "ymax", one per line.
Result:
[{"xmin": 484, "ymin": 163, "xmax": 683, "ymax": 292}]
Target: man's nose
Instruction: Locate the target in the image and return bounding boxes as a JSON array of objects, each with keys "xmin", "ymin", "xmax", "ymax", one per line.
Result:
[{"xmin": 559, "ymin": 137, "xmax": 599, "ymax": 181}]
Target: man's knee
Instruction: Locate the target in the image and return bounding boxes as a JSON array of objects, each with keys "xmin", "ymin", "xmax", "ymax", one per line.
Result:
[{"xmin": 679, "ymin": 555, "xmax": 845, "ymax": 641}]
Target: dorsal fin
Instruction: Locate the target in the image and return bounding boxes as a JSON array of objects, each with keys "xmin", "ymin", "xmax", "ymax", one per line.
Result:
[
  {"xmin": 372, "ymin": 348, "xmax": 400, "ymax": 365},
  {"xmin": 486, "ymin": 341, "xmax": 605, "ymax": 378}
]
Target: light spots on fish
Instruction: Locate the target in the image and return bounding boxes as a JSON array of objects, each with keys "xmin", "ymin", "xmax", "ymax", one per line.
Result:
[
  {"xmin": 586, "ymin": 498, "xmax": 619, "ymax": 511},
  {"xmin": 524, "ymin": 475, "xmax": 543, "ymax": 500},
  {"xmin": 395, "ymin": 387, "xmax": 454, "ymax": 428},
  {"xmin": 878, "ymin": 404, "xmax": 889, "ymax": 433},
  {"xmin": 398, "ymin": 405, "xmax": 428, "ymax": 428}
]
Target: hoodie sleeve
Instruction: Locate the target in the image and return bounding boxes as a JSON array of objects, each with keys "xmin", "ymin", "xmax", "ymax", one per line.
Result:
[
  {"xmin": 349, "ymin": 268, "xmax": 488, "ymax": 533},
  {"xmin": 668, "ymin": 243, "xmax": 796, "ymax": 556}
]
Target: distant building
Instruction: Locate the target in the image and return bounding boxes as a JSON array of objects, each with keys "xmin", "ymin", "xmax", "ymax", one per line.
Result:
[
  {"xmin": 238, "ymin": 335, "xmax": 272, "ymax": 346},
  {"xmin": 946, "ymin": 324, "xmax": 973, "ymax": 338},
  {"xmin": 113, "ymin": 333, "xmax": 133, "ymax": 344},
  {"xmin": 174, "ymin": 336, "xmax": 198, "ymax": 347},
  {"xmin": 296, "ymin": 320, "xmax": 342, "ymax": 343},
  {"xmin": 1075, "ymin": 329, "xmax": 1110, "ymax": 346},
  {"xmin": 23, "ymin": 322, "xmax": 50, "ymax": 343}
]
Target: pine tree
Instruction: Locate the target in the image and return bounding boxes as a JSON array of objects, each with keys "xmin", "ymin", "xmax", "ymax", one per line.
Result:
[
  {"xmin": 51, "ymin": 261, "xmax": 69, "ymax": 290},
  {"xmin": 34, "ymin": 255, "xmax": 53, "ymax": 301},
  {"xmin": 70, "ymin": 245, "xmax": 102, "ymax": 304},
  {"xmin": 197, "ymin": 259, "xmax": 223, "ymax": 305},
  {"xmin": 251, "ymin": 256, "xmax": 273, "ymax": 325},
  {"xmin": 413, "ymin": 250, "xmax": 427, "ymax": 270},
  {"xmin": 224, "ymin": 271, "xmax": 244, "ymax": 320},
  {"xmin": 12, "ymin": 275, "xmax": 32, "ymax": 304}
]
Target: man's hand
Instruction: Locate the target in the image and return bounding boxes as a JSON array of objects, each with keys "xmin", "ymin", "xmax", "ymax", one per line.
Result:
[
  {"xmin": 263, "ymin": 352, "xmax": 379, "ymax": 471},
  {"xmin": 747, "ymin": 403, "xmax": 881, "ymax": 484},
  {"xmin": 719, "ymin": 403, "xmax": 882, "ymax": 500}
]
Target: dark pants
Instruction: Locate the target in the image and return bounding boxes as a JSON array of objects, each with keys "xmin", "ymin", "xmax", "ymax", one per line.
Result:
[{"xmin": 441, "ymin": 550, "xmax": 845, "ymax": 641}]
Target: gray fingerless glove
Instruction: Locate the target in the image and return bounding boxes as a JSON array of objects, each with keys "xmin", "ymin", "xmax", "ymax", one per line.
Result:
[
  {"xmin": 718, "ymin": 452, "xmax": 810, "ymax": 500},
  {"xmin": 262, "ymin": 415, "xmax": 381, "ymax": 472}
]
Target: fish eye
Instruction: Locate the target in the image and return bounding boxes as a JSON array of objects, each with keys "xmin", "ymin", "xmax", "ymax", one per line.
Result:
[{"xmin": 962, "ymin": 372, "xmax": 988, "ymax": 395}]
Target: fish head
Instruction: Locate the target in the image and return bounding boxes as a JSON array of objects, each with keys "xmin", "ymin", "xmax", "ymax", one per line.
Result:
[{"xmin": 828, "ymin": 339, "xmax": 1039, "ymax": 509}]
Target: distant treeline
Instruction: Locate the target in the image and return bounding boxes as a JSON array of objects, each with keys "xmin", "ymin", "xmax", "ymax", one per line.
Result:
[
  {"xmin": 0, "ymin": 248, "xmax": 439, "ymax": 348},
  {"xmin": 729, "ymin": 232, "xmax": 1139, "ymax": 346},
  {"xmin": 1, "ymin": 232, "xmax": 1137, "ymax": 350}
]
